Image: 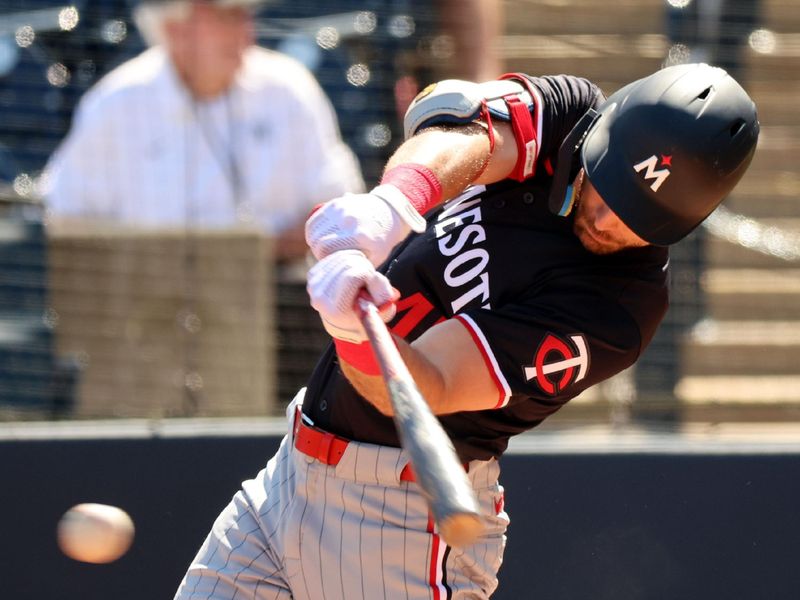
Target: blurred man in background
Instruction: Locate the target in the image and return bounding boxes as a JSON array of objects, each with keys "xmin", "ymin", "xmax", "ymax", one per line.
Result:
[
  {"xmin": 43, "ymin": 0, "xmax": 363, "ymax": 260},
  {"xmin": 393, "ymin": 0, "xmax": 505, "ymax": 125},
  {"xmin": 439, "ymin": 0, "xmax": 505, "ymax": 82}
]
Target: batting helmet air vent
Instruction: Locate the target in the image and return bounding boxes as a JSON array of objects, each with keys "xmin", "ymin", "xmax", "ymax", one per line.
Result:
[{"xmin": 579, "ymin": 63, "xmax": 759, "ymax": 246}]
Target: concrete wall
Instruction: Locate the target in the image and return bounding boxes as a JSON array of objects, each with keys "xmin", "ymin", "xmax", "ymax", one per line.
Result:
[{"xmin": 1, "ymin": 430, "xmax": 798, "ymax": 599}]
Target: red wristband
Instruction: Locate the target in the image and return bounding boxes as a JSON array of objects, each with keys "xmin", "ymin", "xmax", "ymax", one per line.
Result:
[
  {"xmin": 334, "ymin": 338, "xmax": 382, "ymax": 376},
  {"xmin": 380, "ymin": 163, "xmax": 443, "ymax": 215}
]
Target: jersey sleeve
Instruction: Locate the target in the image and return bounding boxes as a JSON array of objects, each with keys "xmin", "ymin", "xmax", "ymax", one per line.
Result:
[
  {"xmin": 455, "ymin": 276, "xmax": 667, "ymax": 413},
  {"xmin": 521, "ymin": 74, "xmax": 606, "ymax": 166}
]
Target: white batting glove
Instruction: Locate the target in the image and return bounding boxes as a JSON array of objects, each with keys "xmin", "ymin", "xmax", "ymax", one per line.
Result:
[
  {"xmin": 307, "ymin": 249, "xmax": 398, "ymax": 343},
  {"xmin": 305, "ymin": 184, "xmax": 426, "ymax": 267}
]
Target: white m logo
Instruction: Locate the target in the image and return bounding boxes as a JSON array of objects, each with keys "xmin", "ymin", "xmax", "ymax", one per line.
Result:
[{"xmin": 633, "ymin": 155, "xmax": 671, "ymax": 192}]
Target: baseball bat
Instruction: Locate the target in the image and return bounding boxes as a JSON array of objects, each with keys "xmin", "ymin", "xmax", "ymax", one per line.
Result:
[{"xmin": 357, "ymin": 297, "xmax": 484, "ymax": 547}]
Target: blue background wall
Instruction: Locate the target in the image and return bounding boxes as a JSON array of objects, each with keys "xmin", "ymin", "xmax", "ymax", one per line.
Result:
[{"xmin": 2, "ymin": 433, "xmax": 799, "ymax": 599}]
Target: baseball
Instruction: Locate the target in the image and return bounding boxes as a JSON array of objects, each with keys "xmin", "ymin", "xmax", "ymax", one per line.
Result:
[{"xmin": 57, "ymin": 503, "xmax": 135, "ymax": 564}]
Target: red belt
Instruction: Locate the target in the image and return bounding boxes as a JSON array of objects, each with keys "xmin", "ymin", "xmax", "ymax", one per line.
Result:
[{"xmin": 293, "ymin": 409, "xmax": 418, "ymax": 482}]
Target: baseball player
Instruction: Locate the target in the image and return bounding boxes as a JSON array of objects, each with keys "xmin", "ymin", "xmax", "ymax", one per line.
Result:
[{"xmin": 174, "ymin": 63, "xmax": 758, "ymax": 599}]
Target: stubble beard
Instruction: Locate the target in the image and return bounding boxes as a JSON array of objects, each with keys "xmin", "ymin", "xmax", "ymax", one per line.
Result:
[{"xmin": 571, "ymin": 180, "xmax": 630, "ymax": 255}]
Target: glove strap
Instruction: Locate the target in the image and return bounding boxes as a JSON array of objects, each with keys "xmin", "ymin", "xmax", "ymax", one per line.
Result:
[{"xmin": 334, "ymin": 339, "xmax": 382, "ymax": 376}]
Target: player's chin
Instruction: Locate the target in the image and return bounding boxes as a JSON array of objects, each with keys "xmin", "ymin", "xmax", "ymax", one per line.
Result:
[{"xmin": 574, "ymin": 225, "xmax": 626, "ymax": 255}]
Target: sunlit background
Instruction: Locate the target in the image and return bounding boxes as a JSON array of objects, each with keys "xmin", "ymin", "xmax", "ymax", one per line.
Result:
[{"xmin": 0, "ymin": 0, "xmax": 797, "ymax": 431}]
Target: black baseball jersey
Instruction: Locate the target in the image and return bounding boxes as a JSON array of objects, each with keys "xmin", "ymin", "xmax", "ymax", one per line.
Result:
[{"xmin": 303, "ymin": 74, "xmax": 670, "ymax": 462}]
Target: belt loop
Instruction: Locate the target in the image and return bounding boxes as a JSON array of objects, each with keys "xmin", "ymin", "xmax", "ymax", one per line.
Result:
[
  {"xmin": 293, "ymin": 407, "xmax": 302, "ymax": 437},
  {"xmin": 317, "ymin": 431, "xmax": 335, "ymax": 464}
]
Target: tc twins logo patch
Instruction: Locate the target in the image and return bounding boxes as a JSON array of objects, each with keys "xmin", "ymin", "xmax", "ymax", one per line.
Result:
[{"xmin": 523, "ymin": 333, "xmax": 590, "ymax": 395}]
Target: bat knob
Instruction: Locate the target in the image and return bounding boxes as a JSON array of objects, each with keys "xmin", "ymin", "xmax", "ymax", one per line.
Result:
[{"xmin": 438, "ymin": 513, "xmax": 485, "ymax": 548}]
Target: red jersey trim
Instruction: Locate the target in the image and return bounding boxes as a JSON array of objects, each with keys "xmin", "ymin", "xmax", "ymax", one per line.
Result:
[
  {"xmin": 427, "ymin": 513, "xmax": 448, "ymax": 599},
  {"xmin": 454, "ymin": 314, "xmax": 512, "ymax": 408}
]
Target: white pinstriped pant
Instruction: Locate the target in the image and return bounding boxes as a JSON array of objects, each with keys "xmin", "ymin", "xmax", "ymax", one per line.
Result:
[{"xmin": 174, "ymin": 390, "xmax": 509, "ymax": 600}]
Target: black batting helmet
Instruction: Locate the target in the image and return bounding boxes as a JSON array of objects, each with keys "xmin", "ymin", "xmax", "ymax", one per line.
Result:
[{"xmin": 553, "ymin": 63, "xmax": 759, "ymax": 246}]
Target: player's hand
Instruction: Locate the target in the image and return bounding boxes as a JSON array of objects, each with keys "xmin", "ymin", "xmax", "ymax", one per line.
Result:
[
  {"xmin": 305, "ymin": 184, "xmax": 426, "ymax": 267},
  {"xmin": 307, "ymin": 249, "xmax": 399, "ymax": 343}
]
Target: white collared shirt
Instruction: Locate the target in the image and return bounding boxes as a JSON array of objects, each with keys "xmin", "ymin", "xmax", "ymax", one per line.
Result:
[{"xmin": 44, "ymin": 46, "xmax": 364, "ymax": 234}]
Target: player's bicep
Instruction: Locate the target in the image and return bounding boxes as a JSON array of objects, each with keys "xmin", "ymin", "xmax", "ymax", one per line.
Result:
[
  {"xmin": 474, "ymin": 120, "xmax": 518, "ymax": 184},
  {"xmin": 409, "ymin": 318, "xmax": 503, "ymax": 414}
]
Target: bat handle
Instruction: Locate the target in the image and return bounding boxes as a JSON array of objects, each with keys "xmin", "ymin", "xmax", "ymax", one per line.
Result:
[{"xmin": 356, "ymin": 295, "xmax": 403, "ymax": 380}]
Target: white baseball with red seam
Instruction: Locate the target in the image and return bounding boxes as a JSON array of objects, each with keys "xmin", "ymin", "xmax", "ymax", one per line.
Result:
[
  {"xmin": 305, "ymin": 184, "xmax": 425, "ymax": 267},
  {"xmin": 307, "ymin": 249, "xmax": 397, "ymax": 343},
  {"xmin": 57, "ymin": 503, "xmax": 135, "ymax": 564}
]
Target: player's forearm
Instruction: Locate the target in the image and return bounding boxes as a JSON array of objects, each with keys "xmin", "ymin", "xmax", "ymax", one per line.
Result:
[
  {"xmin": 339, "ymin": 319, "xmax": 498, "ymax": 416},
  {"xmin": 384, "ymin": 122, "xmax": 517, "ymax": 202},
  {"xmin": 340, "ymin": 336, "xmax": 449, "ymax": 417}
]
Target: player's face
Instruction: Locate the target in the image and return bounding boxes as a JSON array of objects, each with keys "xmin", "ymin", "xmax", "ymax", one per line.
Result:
[{"xmin": 572, "ymin": 172, "xmax": 649, "ymax": 255}]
